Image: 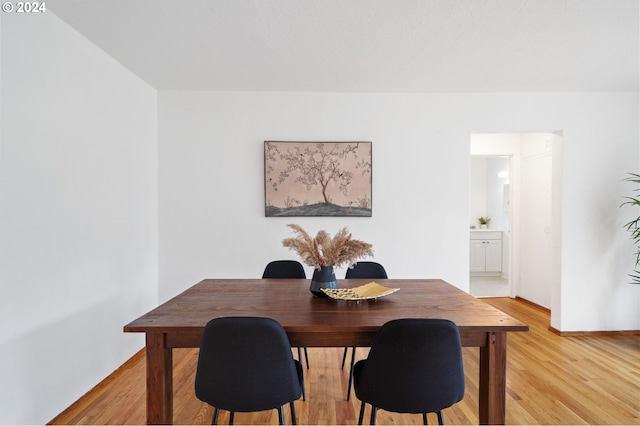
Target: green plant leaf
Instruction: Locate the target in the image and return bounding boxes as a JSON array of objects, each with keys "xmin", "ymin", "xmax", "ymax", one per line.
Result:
[{"xmin": 621, "ymin": 173, "xmax": 640, "ymax": 284}]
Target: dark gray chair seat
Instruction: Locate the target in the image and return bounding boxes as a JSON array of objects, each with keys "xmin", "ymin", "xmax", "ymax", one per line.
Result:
[
  {"xmin": 353, "ymin": 318, "xmax": 465, "ymax": 425},
  {"xmin": 195, "ymin": 317, "xmax": 304, "ymax": 425}
]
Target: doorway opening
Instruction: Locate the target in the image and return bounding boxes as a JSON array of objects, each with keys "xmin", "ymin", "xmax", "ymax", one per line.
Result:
[
  {"xmin": 469, "ymin": 132, "xmax": 562, "ymax": 311},
  {"xmin": 469, "ymin": 155, "xmax": 511, "ymax": 297}
]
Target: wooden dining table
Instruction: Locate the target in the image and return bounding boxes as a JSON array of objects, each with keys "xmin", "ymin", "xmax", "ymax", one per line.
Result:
[{"xmin": 124, "ymin": 278, "xmax": 528, "ymax": 425}]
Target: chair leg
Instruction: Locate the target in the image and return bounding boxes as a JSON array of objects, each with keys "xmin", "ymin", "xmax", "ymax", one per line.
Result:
[
  {"xmin": 358, "ymin": 401, "xmax": 366, "ymax": 425},
  {"xmin": 347, "ymin": 347, "xmax": 356, "ymax": 400},
  {"xmin": 437, "ymin": 411, "xmax": 444, "ymax": 425},
  {"xmin": 422, "ymin": 413, "xmax": 428, "ymax": 425},
  {"xmin": 277, "ymin": 406, "xmax": 284, "ymax": 425},
  {"xmin": 370, "ymin": 406, "xmax": 377, "ymax": 425},
  {"xmin": 211, "ymin": 408, "xmax": 219, "ymax": 425},
  {"xmin": 341, "ymin": 347, "xmax": 349, "ymax": 369},
  {"xmin": 290, "ymin": 401, "xmax": 297, "ymax": 425},
  {"xmin": 303, "ymin": 347, "xmax": 309, "ymax": 369},
  {"xmin": 229, "ymin": 411, "xmax": 234, "ymax": 425}
]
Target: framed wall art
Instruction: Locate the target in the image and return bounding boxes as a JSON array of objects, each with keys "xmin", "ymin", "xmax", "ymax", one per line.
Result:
[{"xmin": 264, "ymin": 141, "xmax": 372, "ymax": 217}]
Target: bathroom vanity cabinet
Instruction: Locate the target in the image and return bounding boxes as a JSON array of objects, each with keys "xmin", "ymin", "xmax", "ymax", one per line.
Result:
[{"xmin": 470, "ymin": 230, "xmax": 502, "ymax": 275}]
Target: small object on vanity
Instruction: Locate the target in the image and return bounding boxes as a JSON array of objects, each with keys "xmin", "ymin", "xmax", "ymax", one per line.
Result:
[{"xmin": 478, "ymin": 216, "xmax": 491, "ymax": 229}]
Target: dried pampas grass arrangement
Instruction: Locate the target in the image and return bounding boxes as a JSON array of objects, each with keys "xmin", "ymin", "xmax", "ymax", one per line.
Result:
[{"xmin": 282, "ymin": 224, "xmax": 373, "ymax": 269}]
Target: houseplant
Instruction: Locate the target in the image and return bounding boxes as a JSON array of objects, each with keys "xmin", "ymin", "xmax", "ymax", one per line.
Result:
[
  {"xmin": 478, "ymin": 216, "xmax": 491, "ymax": 229},
  {"xmin": 620, "ymin": 173, "xmax": 640, "ymax": 284},
  {"xmin": 282, "ymin": 224, "xmax": 373, "ymax": 296}
]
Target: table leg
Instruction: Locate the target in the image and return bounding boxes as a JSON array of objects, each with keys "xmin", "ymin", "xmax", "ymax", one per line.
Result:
[
  {"xmin": 146, "ymin": 333, "xmax": 173, "ymax": 425},
  {"xmin": 478, "ymin": 331, "xmax": 507, "ymax": 425}
]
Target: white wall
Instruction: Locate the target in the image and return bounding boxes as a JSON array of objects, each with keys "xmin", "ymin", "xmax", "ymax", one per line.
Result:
[
  {"xmin": 0, "ymin": 12, "xmax": 158, "ymax": 424},
  {"xmin": 158, "ymin": 92, "xmax": 472, "ymax": 300},
  {"xmin": 469, "ymin": 157, "xmax": 488, "ymax": 227},
  {"xmin": 159, "ymin": 91, "xmax": 639, "ymax": 333},
  {"xmin": 485, "ymin": 157, "xmax": 510, "ymax": 233}
]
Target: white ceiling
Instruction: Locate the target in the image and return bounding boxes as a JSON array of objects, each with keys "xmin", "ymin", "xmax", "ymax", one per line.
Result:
[{"xmin": 48, "ymin": 0, "xmax": 639, "ymax": 92}]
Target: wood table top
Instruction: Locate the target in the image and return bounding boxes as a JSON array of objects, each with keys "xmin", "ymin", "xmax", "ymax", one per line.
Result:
[{"xmin": 124, "ymin": 278, "xmax": 528, "ymax": 335}]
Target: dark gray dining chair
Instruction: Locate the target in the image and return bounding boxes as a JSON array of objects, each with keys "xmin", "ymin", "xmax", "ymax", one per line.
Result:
[
  {"xmin": 353, "ymin": 318, "xmax": 465, "ymax": 425},
  {"xmin": 195, "ymin": 317, "xmax": 304, "ymax": 425},
  {"xmin": 262, "ymin": 260, "xmax": 306, "ymax": 279},
  {"xmin": 262, "ymin": 260, "xmax": 309, "ymax": 370},
  {"xmin": 343, "ymin": 261, "xmax": 388, "ymax": 400}
]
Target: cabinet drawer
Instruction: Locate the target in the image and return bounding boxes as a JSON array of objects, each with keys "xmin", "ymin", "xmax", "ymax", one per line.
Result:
[{"xmin": 470, "ymin": 231, "xmax": 502, "ymax": 240}]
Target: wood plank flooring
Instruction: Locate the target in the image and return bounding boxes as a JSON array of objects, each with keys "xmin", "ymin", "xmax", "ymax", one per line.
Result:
[{"xmin": 50, "ymin": 297, "xmax": 639, "ymax": 425}]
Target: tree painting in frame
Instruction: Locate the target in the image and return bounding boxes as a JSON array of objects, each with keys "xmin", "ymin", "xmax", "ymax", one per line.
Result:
[{"xmin": 265, "ymin": 141, "xmax": 372, "ymax": 217}]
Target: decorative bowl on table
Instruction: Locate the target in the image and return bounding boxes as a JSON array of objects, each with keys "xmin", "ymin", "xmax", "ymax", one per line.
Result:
[{"xmin": 321, "ymin": 282, "xmax": 399, "ymax": 300}]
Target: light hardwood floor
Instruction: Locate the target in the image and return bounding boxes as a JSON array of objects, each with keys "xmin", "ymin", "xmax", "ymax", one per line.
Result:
[{"xmin": 50, "ymin": 298, "xmax": 639, "ymax": 425}]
